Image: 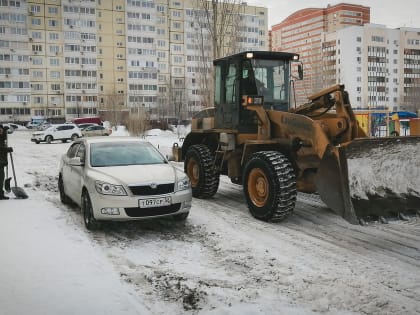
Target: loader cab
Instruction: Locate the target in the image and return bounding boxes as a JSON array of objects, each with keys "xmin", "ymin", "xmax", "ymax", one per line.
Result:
[{"xmin": 214, "ymin": 51, "xmax": 300, "ymax": 132}]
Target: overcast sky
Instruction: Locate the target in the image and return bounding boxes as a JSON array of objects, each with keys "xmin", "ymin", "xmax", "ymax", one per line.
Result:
[{"xmin": 246, "ymin": 0, "xmax": 419, "ymax": 29}]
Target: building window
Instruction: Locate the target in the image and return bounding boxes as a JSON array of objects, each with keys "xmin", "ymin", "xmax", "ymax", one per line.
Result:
[
  {"xmin": 33, "ymin": 70, "xmax": 43, "ymax": 78},
  {"xmin": 32, "ymin": 18, "xmax": 41, "ymax": 26},
  {"xmin": 32, "ymin": 31, "xmax": 42, "ymax": 39},
  {"xmin": 50, "ymin": 71, "xmax": 60, "ymax": 79},
  {"xmin": 372, "ymin": 36, "xmax": 384, "ymax": 42},
  {"xmin": 49, "ymin": 32, "xmax": 59, "ymax": 40},
  {"xmin": 48, "ymin": 7, "xmax": 58, "ymax": 14},
  {"xmin": 50, "ymin": 58, "xmax": 59, "ymax": 66},
  {"xmin": 32, "ymin": 44, "xmax": 42, "ymax": 52},
  {"xmin": 50, "ymin": 45, "xmax": 59, "ymax": 54},
  {"xmin": 30, "ymin": 5, "xmax": 41, "ymax": 13},
  {"xmin": 48, "ymin": 20, "xmax": 58, "ymax": 27}
]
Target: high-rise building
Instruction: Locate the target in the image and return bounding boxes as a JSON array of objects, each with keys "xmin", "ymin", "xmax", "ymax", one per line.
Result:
[
  {"xmin": 271, "ymin": 3, "xmax": 370, "ymax": 104},
  {"xmin": 322, "ymin": 24, "xmax": 420, "ymax": 112},
  {"xmin": 0, "ymin": 0, "xmax": 267, "ymax": 124}
]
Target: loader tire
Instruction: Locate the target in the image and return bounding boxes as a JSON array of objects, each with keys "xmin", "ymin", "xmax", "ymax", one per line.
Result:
[
  {"xmin": 185, "ymin": 144, "xmax": 219, "ymax": 198},
  {"xmin": 243, "ymin": 151, "xmax": 297, "ymax": 222}
]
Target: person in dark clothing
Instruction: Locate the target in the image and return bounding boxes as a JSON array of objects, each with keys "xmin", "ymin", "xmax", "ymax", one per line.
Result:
[
  {"xmin": 241, "ymin": 64, "xmax": 268, "ymax": 96},
  {"xmin": 0, "ymin": 124, "xmax": 13, "ymax": 200}
]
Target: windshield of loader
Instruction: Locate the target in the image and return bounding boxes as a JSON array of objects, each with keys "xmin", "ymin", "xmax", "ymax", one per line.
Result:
[{"xmin": 245, "ymin": 58, "xmax": 290, "ymax": 111}]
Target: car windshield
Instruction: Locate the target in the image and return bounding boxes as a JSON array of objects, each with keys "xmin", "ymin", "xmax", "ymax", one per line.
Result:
[{"xmin": 90, "ymin": 141, "xmax": 166, "ymax": 167}]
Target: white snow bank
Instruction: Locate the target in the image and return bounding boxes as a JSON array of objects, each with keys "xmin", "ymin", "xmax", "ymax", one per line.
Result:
[
  {"xmin": 348, "ymin": 142, "xmax": 420, "ymax": 199},
  {"xmin": 0, "ymin": 198, "xmax": 150, "ymax": 315},
  {"xmin": 110, "ymin": 125, "xmax": 130, "ymax": 136}
]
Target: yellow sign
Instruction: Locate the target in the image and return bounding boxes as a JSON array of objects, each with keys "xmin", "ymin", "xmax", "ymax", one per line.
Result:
[{"xmin": 355, "ymin": 113, "xmax": 369, "ymax": 134}]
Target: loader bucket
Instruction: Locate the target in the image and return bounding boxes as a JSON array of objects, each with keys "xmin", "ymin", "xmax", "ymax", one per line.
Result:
[
  {"xmin": 315, "ymin": 145, "xmax": 359, "ymax": 224},
  {"xmin": 315, "ymin": 137, "xmax": 420, "ymax": 224}
]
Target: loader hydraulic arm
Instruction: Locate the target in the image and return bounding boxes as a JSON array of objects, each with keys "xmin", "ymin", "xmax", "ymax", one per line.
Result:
[{"xmin": 291, "ymin": 84, "xmax": 358, "ymax": 143}]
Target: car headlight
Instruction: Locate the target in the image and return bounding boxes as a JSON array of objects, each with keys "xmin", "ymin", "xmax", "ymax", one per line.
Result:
[
  {"xmin": 176, "ymin": 174, "xmax": 191, "ymax": 191},
  {"xmin": 95, "ymin": 181, "xmax": 127, "ymax": 196}
]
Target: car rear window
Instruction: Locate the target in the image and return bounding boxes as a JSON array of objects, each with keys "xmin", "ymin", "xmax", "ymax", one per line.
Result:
[{"xmin": 90, "ymin": 142, "xmax": 166, "ymax": 167}]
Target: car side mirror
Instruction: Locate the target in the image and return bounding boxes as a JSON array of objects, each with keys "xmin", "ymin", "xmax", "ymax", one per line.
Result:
[{"xmin": 69, "ymin": 156, "xmax": 84, "ymax": 166}]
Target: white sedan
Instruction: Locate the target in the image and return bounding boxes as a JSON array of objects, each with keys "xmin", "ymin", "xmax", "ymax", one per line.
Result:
[{"xmin": 58, "ymin": 137, "xmax": 192, "ymax": 230}]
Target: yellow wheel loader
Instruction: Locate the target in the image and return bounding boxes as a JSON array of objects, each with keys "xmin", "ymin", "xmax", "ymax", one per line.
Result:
[{"xmin": 173, "ymin": 51, "xmax": 420, "ymax": 224}]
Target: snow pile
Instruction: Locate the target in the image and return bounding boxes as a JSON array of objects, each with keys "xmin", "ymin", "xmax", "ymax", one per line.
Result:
[
  {"xmin": 110, "ymin": 125, "xmax": 130, "ymax": 136},
  {"xmin": 348, "ymin": 142, "xmax": 420, "ymax": 199}
]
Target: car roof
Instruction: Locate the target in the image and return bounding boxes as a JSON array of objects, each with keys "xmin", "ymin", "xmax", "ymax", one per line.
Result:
[
  {"xmin": 78, "ymin": 136, "xmax": 148, "ymax": 145},
  {"xmin": 52, "ymin": 123, "xmax": 77, "ymax": 127}
]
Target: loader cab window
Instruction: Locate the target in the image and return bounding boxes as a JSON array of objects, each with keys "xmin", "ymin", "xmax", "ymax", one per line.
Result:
[
  {"xmin": 225, "ymin": 63, "xmax": 238, "ymax": 105},
  {"xmin": 214, "ymin": 65, "xmax": 222, "ymax": 106},
  {"xmin": 249, "ymin": 58, "xmax": 290, "ymax": 111},
  {"xmin": 214, "ymin": 60, "xmax": 240, "ymax": 129},
  {"xmin": 214, "ymin": 62, "xmax": 238, "ymax": 107}
]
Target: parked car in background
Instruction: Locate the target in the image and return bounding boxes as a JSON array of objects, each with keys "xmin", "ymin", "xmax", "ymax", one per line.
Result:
[
  {"xmin": 77, "ymin": 123, "xmax": 98, "ymax": 130},
  {"xmin": 72, "ymin": 117, "xmax": 102, "ymax": 126},
  {"xmin": 31, "ymin": 123, "xmax": 82, "ymax": 144},
  {"xmin": 81, "ymin": 125, "xmax": 112, "ymax": 137},
  {"xmin": 2, "ymin": 123, "xmax": 20, "ymax": 133},
  {"xmin": 58, "ymin": 137, "xmax": 192, "ymax": 230},
  {"xmin": 26, "ymin": 121, "xmax": 42, "ymax": 129},
  {"xmin": 26, "ymin": 116, "xmax": 47, "ymax": 129}
]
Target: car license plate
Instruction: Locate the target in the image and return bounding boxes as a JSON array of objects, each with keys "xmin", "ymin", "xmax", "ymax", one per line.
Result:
[{"xmin": 139, "ymin": 196, "xmax": 171, "ymax": 208}]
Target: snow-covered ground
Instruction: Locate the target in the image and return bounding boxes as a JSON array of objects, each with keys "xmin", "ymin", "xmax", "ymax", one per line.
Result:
[{"xmin": 1, "ymin": 129, "xmax": 419, "ymax": 315}]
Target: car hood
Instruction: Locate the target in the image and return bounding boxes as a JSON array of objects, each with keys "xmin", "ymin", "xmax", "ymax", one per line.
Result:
[{"xmin": 88, "ymin": 163, "xmax": 180, "ymax": 185}]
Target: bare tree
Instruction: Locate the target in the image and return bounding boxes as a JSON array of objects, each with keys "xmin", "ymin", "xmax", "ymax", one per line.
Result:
[
  {"xmin": 127, "ymin": 106, "xmax": 149, "ymax": 136},
  {"xmin": 99, "ymin": 94, "xmax": 126, "ymax": 127},
  {"xmin": 188, "ymin": 0, "xmax": 246, "ymax": 110},
  {"xmin": 194, "ymin": 0, "xmax": 246, "ymax": 59}
]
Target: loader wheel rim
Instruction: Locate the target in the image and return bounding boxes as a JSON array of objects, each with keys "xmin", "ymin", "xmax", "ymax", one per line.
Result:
[
  {"xmin": 187, "ymin": 158, "xmax": 200, "ymax": 187},
  {"xmin": 248, "ymin": 168, "xmax": 269, "ymax": 207}
]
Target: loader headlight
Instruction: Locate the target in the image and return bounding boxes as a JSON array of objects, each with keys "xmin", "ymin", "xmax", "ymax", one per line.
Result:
[{"xmin": 95, "ymin": 181, "xmax": 127, "ymax": 196}]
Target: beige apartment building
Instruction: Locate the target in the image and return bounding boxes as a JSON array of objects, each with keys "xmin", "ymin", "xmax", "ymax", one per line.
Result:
[
  {"xmin": 0, "ymin": 0, "xmax": 267, "ymax": 124},
  {"xmin": 271, "ymin": 3, "xmax": 370, "ymax": 104}
]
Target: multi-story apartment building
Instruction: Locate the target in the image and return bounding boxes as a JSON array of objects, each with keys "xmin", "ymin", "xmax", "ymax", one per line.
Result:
[
  {"xmin": 0, "ymin": 0, "xmax": 267, "ymax": 124},
  {"xmin": 322, "ymin": 24, "xmax": 420, "ymax": 112},
  {"xmin": 271, "ymin": 3, "xmax": 370, "ymax": 104}
]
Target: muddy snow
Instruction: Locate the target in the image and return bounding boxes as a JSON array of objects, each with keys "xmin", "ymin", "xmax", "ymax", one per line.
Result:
[
  {"xmin": 348, "ymin": 139, "xmax": 420, "ymax": 199},
  {"xmin": 1, "ymin": 129, "xmax": 419, "ymax": 315}
]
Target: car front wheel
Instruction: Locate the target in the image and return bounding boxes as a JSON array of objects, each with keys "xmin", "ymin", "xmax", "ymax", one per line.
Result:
[
  {"xmin": 46, "ymin": 135, "xmax": 53, "ymax": 144},
  {"xmin": 81, "ymin": 190, "xmax": 100, "ymax": 230},
  {"xmin": 58, "ymin": 175, "xmax": 72, "ymax": 205}
]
